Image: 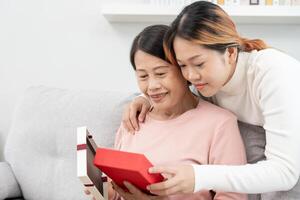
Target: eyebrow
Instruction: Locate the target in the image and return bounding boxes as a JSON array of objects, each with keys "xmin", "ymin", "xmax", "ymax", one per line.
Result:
[
  {"xmin": 136, "ymin": 65, "xmax": 169, "ymax": 72},
  {"xmin": 177, "ymin": 55, "xmax": 204, "ymax": 62}
]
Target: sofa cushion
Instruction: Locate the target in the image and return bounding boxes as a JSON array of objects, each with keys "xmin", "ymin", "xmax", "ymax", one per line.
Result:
[
  {"xmin": 0, "ymin": 162, "xmax": 22, "ymax": 199},
  {"xmin": 4, "ymin": 86, "xmax": 134, "ymax": 200}
]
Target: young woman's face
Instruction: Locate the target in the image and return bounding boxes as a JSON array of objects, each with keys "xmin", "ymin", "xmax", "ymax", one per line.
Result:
[
  {"xmin": 134, "ymin": 50, "xmax": 189, "ymax": 110},
  {"xmin": 173, "ymin": 36, "xmax": 235, "ymax": 97}
]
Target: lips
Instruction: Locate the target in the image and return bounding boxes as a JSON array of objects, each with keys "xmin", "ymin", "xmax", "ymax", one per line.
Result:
[
  {"xmin": 149, "ymin": 92, "xmax": 168, "ymax": 103},
  {"xmin": 195, "ymin": 83, "xmax": 208, "ymax": 90}
]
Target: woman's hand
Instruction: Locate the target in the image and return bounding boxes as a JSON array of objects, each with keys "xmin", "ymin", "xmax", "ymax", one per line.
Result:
[
  {"xmin": 84, "ymin": 189, "xmax": 96, "ymax": 200},
  {"xmin": 122, "ymin": 96, "xmax": 151, "ymax": 133},
  {"xmin": 147, "ymin": 165, "xmax": 195, "ymax": 196},
  {"xmin": 113, "ymin": 181, "xmax": 165, "ymax": 200}
]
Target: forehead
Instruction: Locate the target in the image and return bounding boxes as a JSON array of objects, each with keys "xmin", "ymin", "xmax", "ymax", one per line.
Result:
[
  {"xmin": 174, "ymin": 37, "xmax": 205, "ymax": 50},
  {"xmin": 134, "ymin": 50, "xmax": 170, "ymax": 70},
  {"xmin": 173, "ymin": 37, "xmax": 210, "ymax": 61}
]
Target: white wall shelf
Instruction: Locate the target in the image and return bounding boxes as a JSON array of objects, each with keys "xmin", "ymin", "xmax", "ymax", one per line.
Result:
[{"xmin": 102, "ymin": 4, "xmax": 300, "ymax": 24}]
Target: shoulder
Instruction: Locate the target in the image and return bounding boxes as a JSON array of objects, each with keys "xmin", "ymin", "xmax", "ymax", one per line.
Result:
[
  {"xmin": 245, "ymin": 49, "xmax": 300, "ymax": 92},
  {"xmin": 247, "ymin": 48, "xmax": 300, "ymax": 73},
  {"xmin": 195, "ymin": 100, "xmax": 237, "ymax": 124},
  {"xmin": 242, "ymin": 49, "xmax": 300, "ymax": 114},
  {"xmin": 250, "ymin": 48, "xmax": 294, "ymax": 61}
]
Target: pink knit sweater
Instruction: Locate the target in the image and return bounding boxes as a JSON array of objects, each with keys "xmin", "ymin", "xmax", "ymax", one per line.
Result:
[{"xmin": 114, "ymin": 100, "xmax": 247, "ymax": 200}]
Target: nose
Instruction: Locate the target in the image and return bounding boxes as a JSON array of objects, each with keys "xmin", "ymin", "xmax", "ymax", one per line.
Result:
[
  {"xmin": 148, "ymin": 77, "xmax": 161, "ymax": 91},
  {"xmin": 185, "ymin": 66, "xmax": 201, "ymax": 82}
]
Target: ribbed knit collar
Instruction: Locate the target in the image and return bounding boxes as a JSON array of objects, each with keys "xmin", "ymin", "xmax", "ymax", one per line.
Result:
[{"xmin": 219, "ymin": 51, "xmax": 252, "ymax": 96}]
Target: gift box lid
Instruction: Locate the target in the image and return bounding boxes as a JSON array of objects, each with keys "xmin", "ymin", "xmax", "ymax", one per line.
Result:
[{"xmin": 94, "ymin": 148, "xmax": 164, "ymax": 192}]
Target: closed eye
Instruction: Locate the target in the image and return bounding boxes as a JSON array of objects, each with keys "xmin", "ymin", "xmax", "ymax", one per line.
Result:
[
  {"xmin": 196, "ymin": 62, "xmax": 204, "ymax": 68},
  {"xmin": 139, "ymin": 75, "xmax": 148, "ymax": 79},
  {"xmin": 156, "ymin": 73, "xmax": 166, "ymax": 76}
]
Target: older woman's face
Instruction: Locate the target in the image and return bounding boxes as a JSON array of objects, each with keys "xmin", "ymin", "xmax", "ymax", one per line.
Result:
[
  {"xmin": 173, "ymin": 36, "xmax": 236, "ymax": 97},
  {"xmin": 134, "ymin": 50, "xmax": 189, "ymax": 110}
]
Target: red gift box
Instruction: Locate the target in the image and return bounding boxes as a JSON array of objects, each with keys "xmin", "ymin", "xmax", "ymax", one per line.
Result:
[{"xmin": 94, "ymin": 148, "xmax": 164, "ymax": 192}]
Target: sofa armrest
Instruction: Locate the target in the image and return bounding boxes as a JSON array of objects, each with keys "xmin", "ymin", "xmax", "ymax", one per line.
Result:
[{"xmin": 0, "ymin": 162, "xmax": 22, "ymax": 199}]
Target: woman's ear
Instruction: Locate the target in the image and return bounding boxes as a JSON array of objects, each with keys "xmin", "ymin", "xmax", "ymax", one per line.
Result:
[{"xmin": 226, "ymin": 47, "xmax": 238, "ymax": 65}]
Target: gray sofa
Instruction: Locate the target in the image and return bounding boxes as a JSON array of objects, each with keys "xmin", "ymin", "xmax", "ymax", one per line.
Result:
[
  {"xmin": 0, "ymin": 86, "xmax": 133, "ymax": 200},
  {"xmin": 1, "ymin": 86, "xmax": 299, "ymax": 200}
]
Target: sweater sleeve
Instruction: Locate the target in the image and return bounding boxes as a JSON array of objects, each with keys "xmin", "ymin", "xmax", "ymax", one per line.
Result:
[
  {"xmin": 208, "ymin": 116, "xmax": 247, "ymax": 200},
  {"xmin": 193, "ymin": 50, "xmax": 300, "ymax": 194}
]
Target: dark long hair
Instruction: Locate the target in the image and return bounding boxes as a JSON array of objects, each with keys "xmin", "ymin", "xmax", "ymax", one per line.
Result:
[{"xmin": 130, "ymin": 25, "xmax": 169, "ymax": 70}]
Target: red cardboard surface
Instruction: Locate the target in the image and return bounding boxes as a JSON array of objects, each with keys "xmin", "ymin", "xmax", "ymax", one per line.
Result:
[{"xmin": 94, "ymin": 148, "xmax": 164, "ymax": 192}]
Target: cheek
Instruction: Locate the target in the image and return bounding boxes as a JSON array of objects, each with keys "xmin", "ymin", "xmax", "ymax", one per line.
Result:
[
  {"xmin": 137, "ymin": 81, "xmax": 148, "ymax": 93},
  {"xmin": 168, "ymin": 76, "xmax": 188, "ymax": 94},
  {"xmin": 180, "ymin": 68, "xmax": 189, "ymax": 80},
  {"xmin": 212, "ymin": 65, "xmax": 228, "ymax": 81},
  {"xmin": 169, "ymin": 70, "xmax": 187, "ymax": 85}
]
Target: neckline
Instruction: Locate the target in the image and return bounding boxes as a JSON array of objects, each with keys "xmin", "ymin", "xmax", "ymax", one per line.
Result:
[{"xmin": 145, "ymin": 100, "xmax": 203, "ymax": 124}]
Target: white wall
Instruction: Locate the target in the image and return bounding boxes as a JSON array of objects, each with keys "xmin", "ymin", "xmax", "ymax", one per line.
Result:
[{"xmin": 0, "ymin": 0, "xmax": 300, "ymax": 161}]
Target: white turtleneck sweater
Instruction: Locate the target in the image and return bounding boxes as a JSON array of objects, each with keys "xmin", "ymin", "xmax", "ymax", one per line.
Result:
[{"xmin": 193, "ymin": 48, "xmax": 300, "ymax": 193}]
